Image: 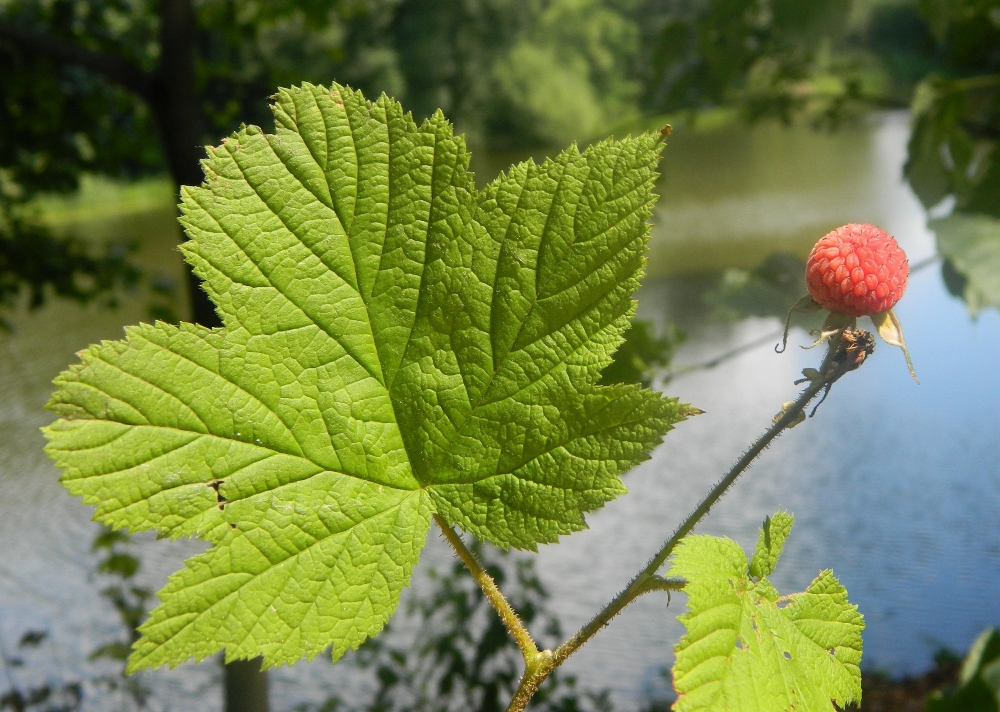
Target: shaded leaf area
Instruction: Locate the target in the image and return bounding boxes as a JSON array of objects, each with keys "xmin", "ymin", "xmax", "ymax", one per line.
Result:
[
  {"xmin": 295, "ymin": 543, "xmax": 612, "ymax": 712},
  {"xmin": 669, "ymin": 512, "xmax": 864, "ymax": 712},
  {"xmin": 904, "ymin": 0, "xmax": 1000, "ymax": 217},
  {"xmin": 932, "ymin": 213, "xmax": 1000, "ymax": 314},
  {"xmin": 43, "ymin": 83, "xmax": 691, "ymax": 671},
  {"xmin": 0, "ymin": 200, "xmax": 139, "ymax": 327},
  {"xmin": 907, "ymin": 72, "xmax": 1000, "ymax": 228},
  {"xmin": 704, "ymin": 252, "xmax": 814, "ymax": 322},
  {"xmin": 902, "ymin": 1, "xmax": 1000, "ymax": 314},
  {"xmin": 599, "ymin": 319, "xmax": 684, "ymax": 388},
  {"xmin": 926, "ymin": 628, "xmax": 1000, "ymax": 712},
  {"xmin": 642, "ymin": 0, "xmax": 858, "ymax": 125}
]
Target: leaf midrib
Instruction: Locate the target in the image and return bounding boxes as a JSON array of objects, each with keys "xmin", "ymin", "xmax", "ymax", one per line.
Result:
[
  {"xmin": 220, "ymin": 146, "xmax": 384, "ymax": 385},
  {"xmin": 234, "ymin": 106, "xmax": 448, "ymax": 491},
  {"xmin": 71, "ymin": 337, "xmax": 421, "ymax": 494}
]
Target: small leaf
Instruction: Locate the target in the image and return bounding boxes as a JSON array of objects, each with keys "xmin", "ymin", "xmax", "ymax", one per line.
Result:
[
  {"xmin": 749, "ymin": 511, "xmax": 794, "ymax": 579},
  {"xmin": 960, "ymin": 628, "xmax": 1000, "ymax": 688},
  {"xmin": 871, "ymin": 309, "xmax": 918, "ymax": 382},
  {"xmin": 803, "ymin": 310, "xmax": 856, "ymax": 350},
  {"xmin": 982, "ymin": 659, "xmax": 1000, "ymax": 704},
  {"xmin": 669, "ymin": 514, "xmax": 864, "ymax": 712},
  {"xmin": 927, "ymin": 627, "xmax": 1000, "ymax": 712},
  {"xmin": 931, "ymin": 213, "xmax": 1000, "ymax": 314},
  {"xmin": 18, "ymin": 631, "xmax": 47, "ymax": 648}
]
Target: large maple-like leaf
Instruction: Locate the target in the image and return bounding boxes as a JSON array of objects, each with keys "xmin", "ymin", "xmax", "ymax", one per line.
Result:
[{"xmin": 43, "ymin": 84, "xmax": 692, "ymax": 671}]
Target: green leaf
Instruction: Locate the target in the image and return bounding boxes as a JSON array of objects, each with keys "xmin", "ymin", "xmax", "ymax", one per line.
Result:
[
  {"xmin": 932, "ymin": 213, "xmax": 1000, "ymax": 314},
  {"xmin": 43, "ymin": 83, "xmax": 693, "ymax": 671},
  {"xmin": 669, "ymin": 514, "xmax": 864, "ymax": 712},
  {"xmin": 927, "ymin": 627, "xmax": 1000, "ymax": 712},
  {"xmin": 748, "ymin": 511, "xmax": 793, "ymax": 579},
  {"xmin": 598, "ymin": 319, "xmax": 684, "ymax": 388}
]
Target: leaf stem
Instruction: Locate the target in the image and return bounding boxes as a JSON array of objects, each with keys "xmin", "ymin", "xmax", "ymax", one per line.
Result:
[
  {"xmin": 546, "ymin": 339, "xmax": 848, "ymax": 676},
  {"xmin": 549, "ymin": 357, "xmax": 837, "ymax": 668},
  {"xmin": 456, "ymin": 331, "xmax": 864, "ymax": 712},
  {"xmin": 433, "ymin": 514, "xmax": 540, "ymax": 662}
]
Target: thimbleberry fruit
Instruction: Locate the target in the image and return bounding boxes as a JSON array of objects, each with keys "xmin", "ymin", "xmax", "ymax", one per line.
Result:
[{"xmin": 806, "ymin": 224, "xmax": 908, "ymax": 317}]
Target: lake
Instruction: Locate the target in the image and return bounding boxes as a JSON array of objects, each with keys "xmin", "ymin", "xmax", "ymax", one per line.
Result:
[{"xmin": 1, "ymin": 111, "xmax": 998, "ymax": 711}]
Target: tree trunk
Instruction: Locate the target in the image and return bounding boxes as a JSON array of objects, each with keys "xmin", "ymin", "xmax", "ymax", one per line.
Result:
[
  {"xmin": 154, "ymin": 3, "xmax": 268, "ymax": 710},
  {"xmin": 224, "ymin": 657, "xmax": 270, "ymax": 712},
  {"xmin": 154, "ymin": 0, "xmax": 221, "ymax": 329}
]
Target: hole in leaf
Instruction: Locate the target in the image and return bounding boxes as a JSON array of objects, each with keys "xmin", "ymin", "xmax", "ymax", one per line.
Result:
[
  {"xmin": 783, "ymin": 651, "xmax": 792, "ymax": 660},
  {"xmin": 208, "ymin": 480, "xmax": 227, "ymax": 508}
]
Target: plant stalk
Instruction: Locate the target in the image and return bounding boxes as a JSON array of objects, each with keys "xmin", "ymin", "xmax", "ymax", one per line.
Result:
[
  {"xmin": 438, "ymin": 332, "xmax": 863, "ymax": 712},
  {"xmin": 434, "ymin": 515, "xmax": 540, "ymax": 662},
  {"xmin": 549, "ymin": 345, "xmax": 840, "ymax": 670},
  {"xmin": 504, "ymin": 334, "xmax": 859, "ymax": 711}
]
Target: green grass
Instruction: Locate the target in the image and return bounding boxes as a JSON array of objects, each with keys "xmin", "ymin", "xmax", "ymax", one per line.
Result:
[{"xmin": 33, "ymin": 175, "xmax": 176, "ymax": 227}]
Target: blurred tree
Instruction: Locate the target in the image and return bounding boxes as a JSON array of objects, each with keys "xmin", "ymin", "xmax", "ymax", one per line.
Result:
[
  {"xmin": 493, "ymin": 0, "xmax": 643, "ymax": 145},
  {"xmin": 638, "ymin": 0, "xmax": 859, "ymax": 123},
  {"xmin": 0, "ymin": 0, "xmax": 391, "ymax": 326},
  {"xmin": 642, "ymin": 0, "xmax": 1000, "ymax": 314}
]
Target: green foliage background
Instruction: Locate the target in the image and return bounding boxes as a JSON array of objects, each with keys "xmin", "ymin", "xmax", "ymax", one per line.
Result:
[{"xmin": 3, "ymin": 0, "xmax": 1000, "ymax": 320}]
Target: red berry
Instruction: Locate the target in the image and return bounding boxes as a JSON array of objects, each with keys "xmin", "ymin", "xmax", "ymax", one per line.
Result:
[{"xmin": 805, "ymin": 223, "xmax": 908, "ymax": 317}]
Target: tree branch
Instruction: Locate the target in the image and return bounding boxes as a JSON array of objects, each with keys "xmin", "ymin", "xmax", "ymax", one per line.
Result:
[{"xmin": 0, "ymin": 23, "xmax": 152, "ymax": 99}]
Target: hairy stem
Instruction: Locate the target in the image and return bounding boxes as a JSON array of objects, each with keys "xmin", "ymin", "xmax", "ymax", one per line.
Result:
[
  {"xmin": 551, "ymin": 352, "xmax": 838, "ymax": 667},
  {"xmin": 430, "ymin": 330, "xmax": 865, "ymax": 712},
  {"xmin": 433, "ymin": 515, "xmax": 540, "ymax": 662},
  {"xmin": 500, "ymin": 334, "xmax": 857, "ymax": 712}
]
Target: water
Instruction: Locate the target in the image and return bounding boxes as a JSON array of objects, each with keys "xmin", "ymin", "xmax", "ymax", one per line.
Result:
[{"xmin": 1, "ymin": 112, "xmax": 998, "ymax": 710}]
